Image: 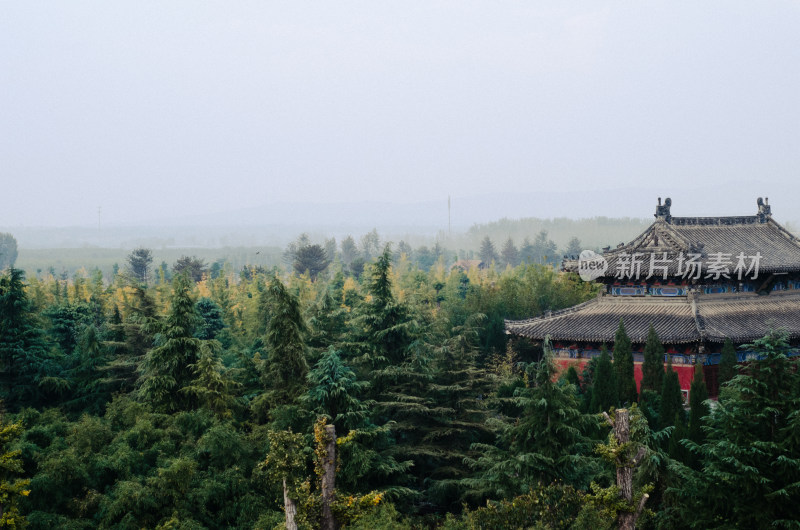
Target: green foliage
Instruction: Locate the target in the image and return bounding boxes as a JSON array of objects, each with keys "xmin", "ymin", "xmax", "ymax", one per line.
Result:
[
  {"xmin": 126, "ymin": 248, "xmax": 153, "ymax": 285},
  {"xmin": 466, "ymin": 341, "xmax": 599, "ymax": 500},
  {"xmin": 293, "ymin": 244, "xmax": 331, "ymax": 280},
  {"xmin": 589, "ymin": 405, "xmax": 654, "ymax": 527},
  {"xmin": 612, "ymin": 320, "xmax": 636, "ymax": 404},
  {"xmin": 589, "ymin": 345, "xmax": 616, "ymax": 413},
  {"xmin": 686, "ymin": 364, "xmax": 709, "ymax": 465},
  {"xmin": 659, "ymin": 356, "xmax": 683, "ymax": 431},
  {"xmin": 0, "ymin": 234, "xmax": 18, "ymax": 271},
  {"xmin": 263, "ymin": 275, "xmax": 309, "ymax": 408},
  {"xmin": 6, "ymin": 245, "xmax": 792, "ymax": 528},
  {"xmin": 441, "ymin": 483, "xmax": 593, "ymax": 530},
  {"xmin": 717, "ymin": 337, "xmax": 737, "ymax": 386},
  {"xmin": 138, "ymin": 274, "xmax": 203, "ymax": 412},
  {"xmin": 667, "ymin": 330, "xmax": 800, "ymax": 528},
  {"xmin": 0, "ymin": 418, "xmax": 30, "ymax": 528},
  {"xmin": 303, "ymin": 348, "xmax": 370, "ymax": 433},
  {"xmin": 0, "ymin": 269, "xmax": 53, "ymax": 411},
  {"xmin": 640, "ymin": 325, "xmax": 664, "ymax": 394}
]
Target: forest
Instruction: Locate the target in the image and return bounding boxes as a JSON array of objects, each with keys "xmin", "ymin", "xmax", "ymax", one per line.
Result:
[{"xmin": 0, "ymin": 230, "xmax": 798, "ymax": 529}]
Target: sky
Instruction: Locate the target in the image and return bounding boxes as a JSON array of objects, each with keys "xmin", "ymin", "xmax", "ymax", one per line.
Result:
[{"xmin": 2, "ymin": 2, "xmax": 799, "ymax": 227}]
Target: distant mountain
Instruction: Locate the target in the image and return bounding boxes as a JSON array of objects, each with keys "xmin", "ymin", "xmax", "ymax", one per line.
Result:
[{"xmin": 4, "ymin": 184, "xmax": 796, "ymax": 249}]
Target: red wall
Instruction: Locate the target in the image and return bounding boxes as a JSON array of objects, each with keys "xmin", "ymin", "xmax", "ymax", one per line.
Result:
[{"xmin": 555, "ymin": 359, "xmax": 696, "ymax": 397}]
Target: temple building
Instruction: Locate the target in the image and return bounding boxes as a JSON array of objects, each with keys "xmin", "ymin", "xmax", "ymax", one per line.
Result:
[{"xmin": 505, "ymin": 197, "xmax": 800, "ymax": 397}]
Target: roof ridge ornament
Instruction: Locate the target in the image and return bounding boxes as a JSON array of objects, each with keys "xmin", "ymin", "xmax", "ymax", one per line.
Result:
[
  {"xmin": 655, "ymin": 197, "xmax": 672, "ymax": 223},
  {"xmin": 757, "ymin": 197, "xmax": 772, "ymax": 223}
]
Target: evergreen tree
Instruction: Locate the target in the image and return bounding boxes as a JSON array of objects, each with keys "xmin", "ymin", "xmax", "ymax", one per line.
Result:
[
  {"xmin": 519, "ymin": 237, "xmax": 535, "ymax": 264},
  {"xmin": 263, "ymin": 275, "xmax": 309, "ymax": 408},
  {"xmin": 718, "ymin": 337, "xmax": 737, "ymax": 386},
  {"xmin": 467, "ymin": 340, "xmax": 599, "ymax": 499},
  {"xmin": 500, "ymin": 238, "xmax": 519, "ymax": 268},
  {"xmin": 180, "ymin": 343, "xmax": 239, "ymax": 419},
  {"xmin": 293, "ymin": 244, "xmax": 331, "ymax": 280},
  {"xmin": 478, "ymin": 237, "xmax": 498, "ymax": 265},
  {"xmin": 564, "ymin": 236, "xmax": 582, "ymax": 258},
  {"xmin": 172, "ymin": 255, "xmax": 208, "ymax": 282},
  {"xmin": 126, "ymin": 247, "xmax": 153, "ymax": 285},
  {"xmin": 424, "ymin": 313, "xmax": 496, "ymax": 509},
  {"xmin": 194, "ymin": 297, "xmax": 226, "ymax": 341},
  {"xmin": 138, "ymin": 274, "xmax": 202, "ymax": 412},
  {"xmin": 660, "ymin": 355, "xmax": 683, "ymax": 430},
  {"xmin": 351, "ymin": 246, "xmax": 413, "ymax": 369},
  {"xmin": 613, "ymin": 319, "xmax": 637, "ymax": 404},
  {"xmin": 0, "ymin": 233, "xmax": 18, "ymax": 270},
  {"xmin": 686, "ymin": 363, "xmax": 709, "ymax": 466},
  {"xmin": 640, "ymin": 324, "xmax": 664, "ymax": 393},
  {"xmin": 303, "ymin": 347, "xmax": 370, "ymax": 434},
  {"xmin": 589, "ymin": 344, "xmax": 617, "ymax": 412},
  {"xmin": 98, "ymin": 289, "xmax": 156, "ymax": 395},
  {"xmin": 64, "ymin": 324, "xmax": 109, "ymax": 414},
  {"xmin": 0, "ymin": 268, "xmax": 52, "ymax": 410},
  {"xmin": 669, "ymin": 330, "xmax": 800, "ymax": 527}
]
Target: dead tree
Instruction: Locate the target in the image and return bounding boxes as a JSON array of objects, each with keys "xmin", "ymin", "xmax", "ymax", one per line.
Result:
[
  {"xmin": 604, "ymin": 409, "xmax": 649, "ymax": 530},
  {"xmin": 320, "ymin": 424, "xmax": 337, "ymax": 530}
]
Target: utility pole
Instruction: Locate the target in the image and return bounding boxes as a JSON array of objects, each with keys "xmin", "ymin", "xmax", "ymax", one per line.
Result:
[{"xmin": 448, "ymin": 195, "xmax": 451, "ymax": 237}]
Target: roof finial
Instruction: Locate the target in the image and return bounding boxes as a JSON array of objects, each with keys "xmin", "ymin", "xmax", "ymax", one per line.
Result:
[
  {"xmin": 757, "ymin": 196, "xmax": 772, "ymax": 222},
  {"xmin": 655, "ymin": 197, "xmax": 672, "ymax": 223}
]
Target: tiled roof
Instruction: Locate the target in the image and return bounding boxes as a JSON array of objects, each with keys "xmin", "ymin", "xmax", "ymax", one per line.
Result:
[
  {"xmin": 563, "ymin": 199, "xmax": 800, "ymax": 277},
  {"xmin": 505, "ymin": 290, "xmax": 800, "ymax": 344}
]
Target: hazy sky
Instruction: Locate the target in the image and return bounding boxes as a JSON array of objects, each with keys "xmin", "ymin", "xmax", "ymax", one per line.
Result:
[{"xmin": 2, "ymin": 2, "xmax": 799, "ymax": 227}]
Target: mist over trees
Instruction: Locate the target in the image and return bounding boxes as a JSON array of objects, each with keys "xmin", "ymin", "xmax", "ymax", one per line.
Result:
[{"xmin": 0, "ymin": 233, "xmax": 18, "ymax": 270}]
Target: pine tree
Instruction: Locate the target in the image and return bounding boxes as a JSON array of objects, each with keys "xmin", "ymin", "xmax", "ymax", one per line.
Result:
[
  {"xmin": 718, "ymin": 337, "xmax": 737, "ymax": 386},
  {"xmin": 138, "ymin": 274, "xmax": 202, "ymax": 412},
  {"xmin": 640, "ymin": 324, "xmax": 664, "ymax": 393},
  {"xmin": 613, "ymin": 319, "xmax": 637, "ymax": 404},
  {"xmin": 590, "ymin": 344, "xmax": 617, "ymax": 412}
]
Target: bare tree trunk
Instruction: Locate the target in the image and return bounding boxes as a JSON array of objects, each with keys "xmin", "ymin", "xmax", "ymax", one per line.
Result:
[
  {"xmin": 606, "ymin": 409, "xmax": 649, "ymax": 530},
  {"xmin": 615, "ymin": 409, "xmax": 635, "ymax": 530},
  {"xmin": 321, "ymin": 424, "xmax": 337, "ymax": 530},
  {"xmin": 283, "ymin": 477, "xmax": 298, "ymax": 530}
]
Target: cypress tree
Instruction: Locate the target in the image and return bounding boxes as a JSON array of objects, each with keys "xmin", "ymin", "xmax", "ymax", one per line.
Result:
[
  {"xmin": 660, "ymin": 355, "xmax": 683, "ymax": 430},
  {"xmin": 613, "ymin": 319, "xmax": 637, "ymax": 404},
  {"xmin": 640, "ymin": 324, "xmax": 664, "ymax": 393},
  {"xmin": 686, "ymin": 363, "xmax": 709, "ymax": 467},
  {"xmin": 589, "ymin": 344, "xmax": 617, "ymax": 412},
  {"xmin": 718, "ymin": 337, "xmax": 737, "ymax": 386}
]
